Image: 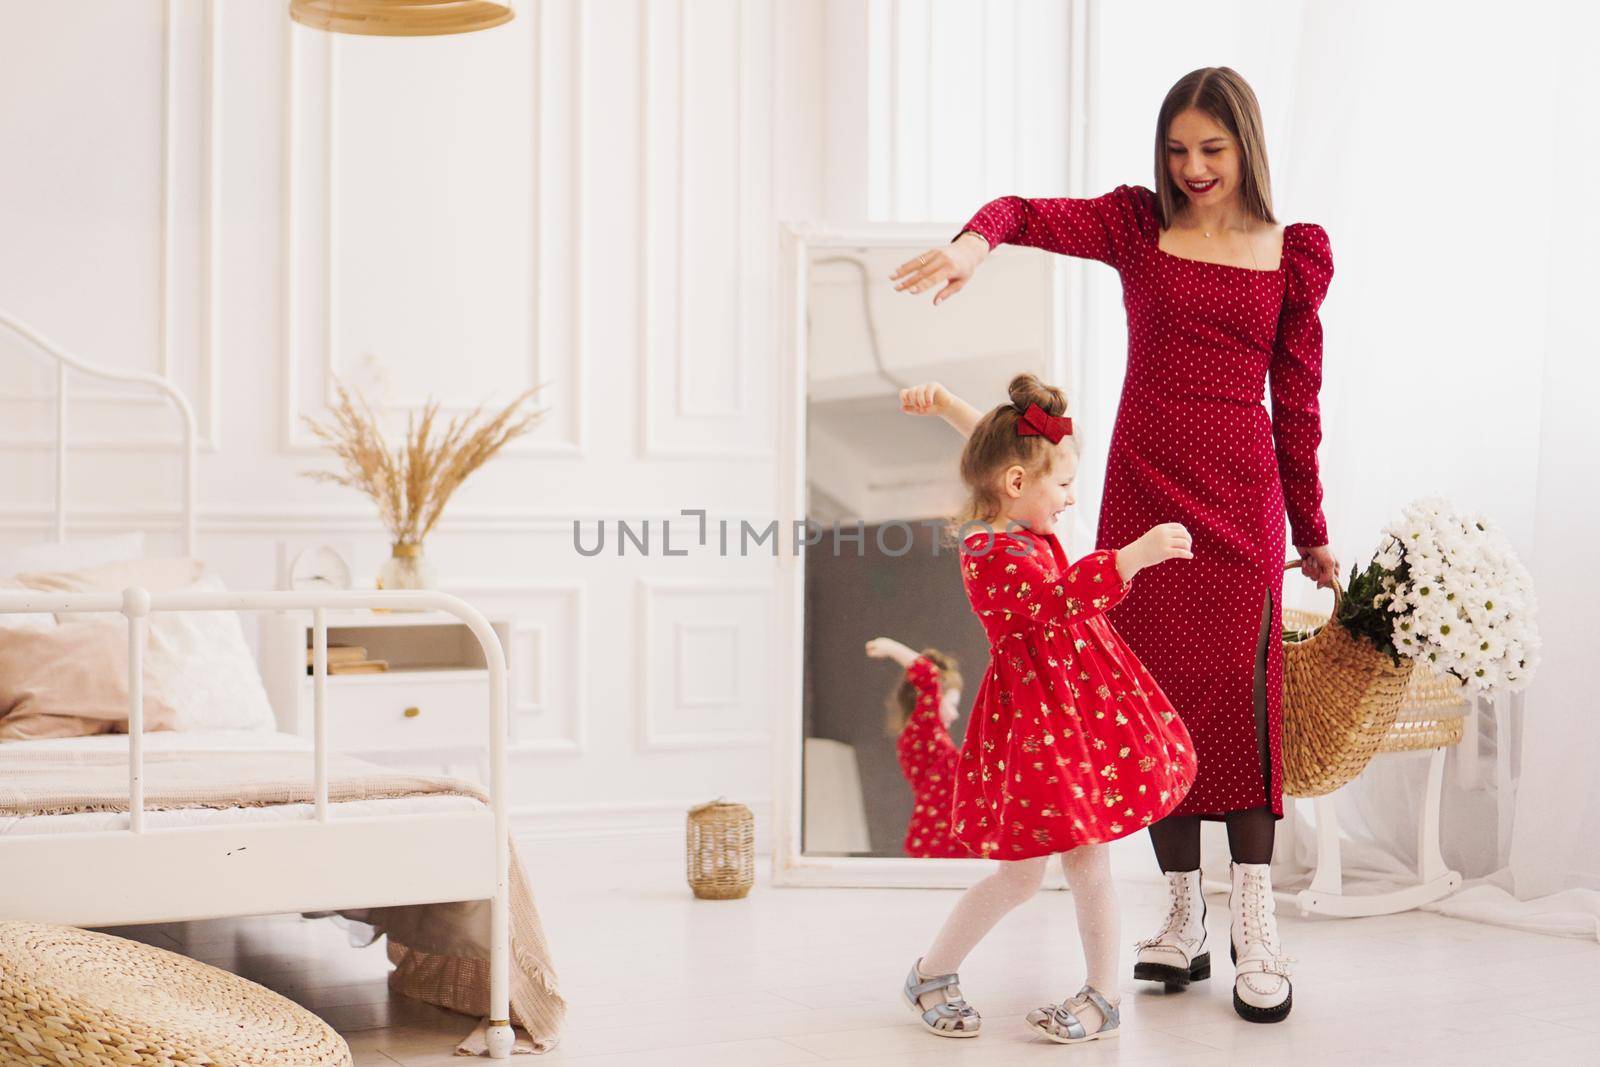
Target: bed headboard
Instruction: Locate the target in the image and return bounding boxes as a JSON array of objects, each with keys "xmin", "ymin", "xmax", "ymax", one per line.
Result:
[{"xmin": 0, "ymin": 310, "xmax": 197, "ymax": 556}]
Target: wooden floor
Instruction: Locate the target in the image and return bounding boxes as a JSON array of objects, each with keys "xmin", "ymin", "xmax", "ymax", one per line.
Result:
[{"xmin": 113, "ymin": 840, "xmax": 1600, "ymax": 1066}]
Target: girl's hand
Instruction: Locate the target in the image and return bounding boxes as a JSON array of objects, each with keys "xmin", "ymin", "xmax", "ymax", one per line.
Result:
[
  {"xmin": 889, "ymin": 233, "xmax": 990, "ymax": 305},
  {"xmin": 900, "ymin": 381, "xmax": 982, "ymax": 438},
  {"xmin": 1296, "ymin": 545, "xmax": 1342, "ymax": 591},
  {"xmin": 1118, "ymin": 523, "xmax": 1193, "ymax": 582},
  {"xmin": 899, "ymin": 382, "xmax": 953, "ymax": 417},
  {"xmin": 865, "ymin": 637, "xmax": 916, "ymax": 667}
]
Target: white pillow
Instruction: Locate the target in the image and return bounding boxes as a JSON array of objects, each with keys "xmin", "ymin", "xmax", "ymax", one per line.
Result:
[
  {"xmin": 145, "ymin": 572, "xmax": 278, "ymax": 732},
  {"xmin": 15, "ymin": 558, "xmax": 277, "ymax": 733},
  {"xmin": 0, "ymin": 533, "xmax": 145, "ymax": 578}
]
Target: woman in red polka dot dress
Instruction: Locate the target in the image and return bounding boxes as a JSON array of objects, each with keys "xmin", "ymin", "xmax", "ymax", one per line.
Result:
[
  {"xmin": 865, "ymin": 637, "xmax": 969, "ymax": 859},
  {"xmin": 891, "ymin": 68, "xmax": 1341, "ymax": 1025}
]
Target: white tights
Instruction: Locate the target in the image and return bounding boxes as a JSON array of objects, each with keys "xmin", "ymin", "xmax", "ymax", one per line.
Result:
[{"xmin": 920, "ymin": 844, "xmax": 1119, "ymax": 1009}]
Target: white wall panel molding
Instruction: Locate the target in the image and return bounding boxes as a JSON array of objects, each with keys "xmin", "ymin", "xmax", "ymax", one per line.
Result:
[
  {"xmin": 636, "ymin": 577, "xmax": 773, "ymax": 750},
  {"xmin": 860, "ymin": 0, "xmax": 1074, "ymax": 223},
  {"xmin": 446, "ymin": 579, "xmax": 586, "ymax": 755},
  {"xmin": 0, "ymin": 0, "xmax": 221, "ymax": 453},
  {"xmin": 638, "ymin": 0, "xmax": 774, "ymax": 460},
  {"xmin": 0, "ymin": 505, "xmax": 719, "ymax": 536},
  {"xmin": 280, "ymin": 3, "xmax": 585, "ymax": 457}
]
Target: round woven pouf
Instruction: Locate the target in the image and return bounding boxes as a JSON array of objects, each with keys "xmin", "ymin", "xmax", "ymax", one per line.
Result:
[{"xmin": 0, "ymin": 922, "xmax": 352, "ymax": 1067}]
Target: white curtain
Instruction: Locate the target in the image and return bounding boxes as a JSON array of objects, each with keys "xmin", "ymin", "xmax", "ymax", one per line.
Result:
[
  {"xmin": 1250, "ymin": 0, "xmax": 1600, "ymax": 934},
  {"xmin": 1069, "ymin": 0, "xmax": 1600, "ymax": 927}
]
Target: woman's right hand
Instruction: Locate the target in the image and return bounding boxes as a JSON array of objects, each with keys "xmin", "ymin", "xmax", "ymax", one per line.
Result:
[
  {"xmin": 890, "ymin": 232, "xmax": 990, "ymax": 305},
  {"xmin": 1118, "ymin": 523, "xmax": 1193, "ymax": 582}
]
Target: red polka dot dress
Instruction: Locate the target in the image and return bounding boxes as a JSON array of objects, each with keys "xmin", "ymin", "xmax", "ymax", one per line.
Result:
[
  {"xmin": 960, "ymin": 185, "xmax": 1333, "ymax": 818},
  {"xmin": 950, "ymin": 531, "xmax": 1196, "ymax": 860},
  {"xmin": 895, "ymin": 656, "xmax": 967, "ymax": 858}
]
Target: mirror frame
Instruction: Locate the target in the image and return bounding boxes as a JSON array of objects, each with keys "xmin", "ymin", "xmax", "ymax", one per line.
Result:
[{"xmin": 773, "ymin": 221, "xmax": 1076, "ymax": 887}]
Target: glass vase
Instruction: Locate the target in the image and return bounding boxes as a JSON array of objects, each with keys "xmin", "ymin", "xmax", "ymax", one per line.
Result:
[{"xmin": 376, "ymin": 542, "xmax": 437, "ymax": 592}]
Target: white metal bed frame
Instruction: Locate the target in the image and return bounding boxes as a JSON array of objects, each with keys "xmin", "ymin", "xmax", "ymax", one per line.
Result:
[{"xmin": 0, "ymin": 311, "xmax": 516, "ymax": 1058}]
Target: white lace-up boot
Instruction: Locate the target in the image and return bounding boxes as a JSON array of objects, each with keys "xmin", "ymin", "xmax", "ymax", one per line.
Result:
[
  {"xmin": 1229, "ymin": 862, "xmax": 1293, "ymax": 1023},
  {"xmin": 1133, "ymin": 869, "xmax": 1209, "ymax": 989}
]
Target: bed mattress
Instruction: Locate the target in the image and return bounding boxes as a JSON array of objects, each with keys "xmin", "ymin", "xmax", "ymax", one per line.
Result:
[{"xmin": 0, "ymin": 730, "xmax": 486, "ymax": 836}]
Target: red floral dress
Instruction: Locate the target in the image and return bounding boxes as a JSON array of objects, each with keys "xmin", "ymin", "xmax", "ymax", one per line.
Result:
[
  {"xmin": 961, "ymin": 185, "xmax": 1333, "ymax": 818},
  {"xmin": 895, "ymin": 656, "xmax": 967, "ymax": 858},
  {"xmin": 951, "ymin": 529, "xmax": 1197, "ymax": 860}
]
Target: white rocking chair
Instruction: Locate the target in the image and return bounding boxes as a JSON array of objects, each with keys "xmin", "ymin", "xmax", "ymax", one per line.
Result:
[{"xmin": 1284, "ymin": 681, "xmax": 1502, "ymax": 918}]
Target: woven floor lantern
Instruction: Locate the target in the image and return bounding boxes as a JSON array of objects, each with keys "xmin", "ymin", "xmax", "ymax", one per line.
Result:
[
  {"xmin": 686, "ymin": 798, "xmax": 755, "ymax": 900},
  {"xmin": 0, "ymin": 922, "xmax": 351, "ymax": 1066},
  {"xmin": 290, "ymin": 0, "xmax": 515, "ymax": 37}
]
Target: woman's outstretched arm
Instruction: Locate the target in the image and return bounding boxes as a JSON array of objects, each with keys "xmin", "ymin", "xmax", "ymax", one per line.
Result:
[{"xmin": 891, "ymin": 186, "xmax": 1148, "ymax": 304}]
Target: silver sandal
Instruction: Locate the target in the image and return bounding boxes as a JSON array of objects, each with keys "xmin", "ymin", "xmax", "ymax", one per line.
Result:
[
  {"xmin": 1026, "ymin": 984, "xmax": 1121, "ymax": 1045},
  {"xmin": 903, "ymin": 959, "xmax": 981, "ymax": 1038}
]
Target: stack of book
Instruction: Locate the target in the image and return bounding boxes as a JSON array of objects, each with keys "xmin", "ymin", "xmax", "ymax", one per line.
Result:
[{"xmin": 305, "ymin": 644, "xmax": 389, "ymax": 675}]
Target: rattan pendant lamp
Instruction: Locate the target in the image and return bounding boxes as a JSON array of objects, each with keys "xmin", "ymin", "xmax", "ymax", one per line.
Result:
[{"xmin": 290, "ymin": 0, "xmax": 514, "ymax": 37}]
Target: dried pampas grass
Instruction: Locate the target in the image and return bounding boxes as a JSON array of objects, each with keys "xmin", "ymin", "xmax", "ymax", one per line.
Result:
[{"xmin": 302, "ymin": 381, "xmax": 545, "ymax": 546}]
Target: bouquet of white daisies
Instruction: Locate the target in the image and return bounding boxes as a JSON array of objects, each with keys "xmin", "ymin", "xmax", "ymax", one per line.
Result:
[{"xmin": 1338, "ymin": 498, "xmax": 1540, "ymax": 693}]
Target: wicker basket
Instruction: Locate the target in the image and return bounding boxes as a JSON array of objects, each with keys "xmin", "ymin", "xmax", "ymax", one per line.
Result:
[
  {"xmin": 686, "ymin": 798, "xmax": 755, "ymax": 900},
  {"xmin": 0, "ymin": 921, "xmax": 351, "ymax": 1066},
  {"xmin": 1281, "ymin": 560, "xmax": 1416, "ymax": 797}
]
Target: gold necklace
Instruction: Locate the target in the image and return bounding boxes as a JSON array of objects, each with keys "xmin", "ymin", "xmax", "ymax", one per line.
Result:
[{"xmin": 1198, "ymin": 221, "xmax": 1262, "ymax": 268}]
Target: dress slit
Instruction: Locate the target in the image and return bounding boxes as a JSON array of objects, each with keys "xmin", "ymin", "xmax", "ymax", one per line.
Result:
[{"xmin": 1253, "ymin": 588, "xmax": 1274, "ymax": 811}]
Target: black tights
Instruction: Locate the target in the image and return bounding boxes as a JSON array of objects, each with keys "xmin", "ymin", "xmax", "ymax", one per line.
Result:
[
  {"xmin": 1148, "ymin": 807, "xmax": 1276, "ymax": 869},
  {"xmin": 1150, "ymin": 592, "xmax": 1277, "ymax": 870}
]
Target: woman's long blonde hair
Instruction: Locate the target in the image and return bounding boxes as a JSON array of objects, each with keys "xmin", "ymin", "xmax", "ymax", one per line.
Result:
[{"xmin": 1153, "ymin": 67, "xmax": 1276, "ymax": 229}]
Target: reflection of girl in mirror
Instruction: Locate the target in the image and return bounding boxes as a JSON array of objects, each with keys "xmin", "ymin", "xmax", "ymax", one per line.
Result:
[
  {"xmin": 865, "ymin": 637, "xmax": 968, "ymax": 859},
  {"xmin": 897, "ymin": 373, "xmax": 1197, "ymax": 1045},
  {"xmin": 892, "ymin": 68, "xmax": 1337, "ymax": 1027}
]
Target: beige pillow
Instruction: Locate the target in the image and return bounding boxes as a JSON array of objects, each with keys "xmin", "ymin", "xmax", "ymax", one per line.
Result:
[
  {"xmin": 14, "ymin": 558, "xmax": 277, "ymax": 733},
  {"xmin": 19, "ymin": 556, "xmax": 205, "ymax": 596},
  {"xmin": 0, "ymin": 619, "xmax": 177, "ymax": 740}
]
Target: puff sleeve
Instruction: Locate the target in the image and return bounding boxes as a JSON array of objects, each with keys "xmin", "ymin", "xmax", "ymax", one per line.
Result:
[
  {"xmin": 955, "ymin": 185, "xmax": 1158, "ymax": 270},
  {"xmin": 1270, "ymin": 223, "xmax": 1334, "ymax": 548}
]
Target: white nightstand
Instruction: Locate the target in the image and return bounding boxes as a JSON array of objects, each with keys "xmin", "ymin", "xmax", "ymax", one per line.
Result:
[{"xmin": 259, "ymin": 609, "xmax": 512, "ymax": 780}]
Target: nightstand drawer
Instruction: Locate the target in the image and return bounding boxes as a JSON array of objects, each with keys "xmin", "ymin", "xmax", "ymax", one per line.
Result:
[{"xmin": 310, "ymin": 675, "xmax": 491, "ymax": 752}]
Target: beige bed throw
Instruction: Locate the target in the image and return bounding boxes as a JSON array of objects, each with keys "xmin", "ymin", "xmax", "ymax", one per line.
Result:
[{"xmin": 0, "ymin": 748, "xmax": 566, "ymax": 1054}]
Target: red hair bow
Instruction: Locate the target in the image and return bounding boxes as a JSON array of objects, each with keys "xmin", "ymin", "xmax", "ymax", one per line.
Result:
[{"xmin": 1015, "ymin": 403, "xmax": 1073, "ymax": 443}]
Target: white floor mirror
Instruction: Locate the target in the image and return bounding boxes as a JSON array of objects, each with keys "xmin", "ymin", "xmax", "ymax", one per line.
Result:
[{"xmin": 773, "ymin": 223, "xmax": 1074, "ymax": 887}]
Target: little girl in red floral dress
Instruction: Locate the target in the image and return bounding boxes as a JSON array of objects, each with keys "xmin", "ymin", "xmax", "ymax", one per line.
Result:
[
  {"xmin": 898, "ymin": 373, "xmax": 1198, "ymax": 1045},
  {"xmin": 866, "ymin": 637, "xmax": 968, "ymax": 859}
]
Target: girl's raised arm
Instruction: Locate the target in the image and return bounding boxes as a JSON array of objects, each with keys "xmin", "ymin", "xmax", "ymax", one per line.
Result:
[
  {"xmin": 899, "ymin": 382, "xmax": 981, "ymax": 439},
  {"xmin": 865, "ymin": 636, "xmax": 918, "ymax": 669}
]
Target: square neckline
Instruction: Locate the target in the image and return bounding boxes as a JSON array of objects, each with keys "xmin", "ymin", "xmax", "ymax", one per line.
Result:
[{"xmin": 1153, "ymin": 222, "xmax": 1293, "ymax": 274}]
